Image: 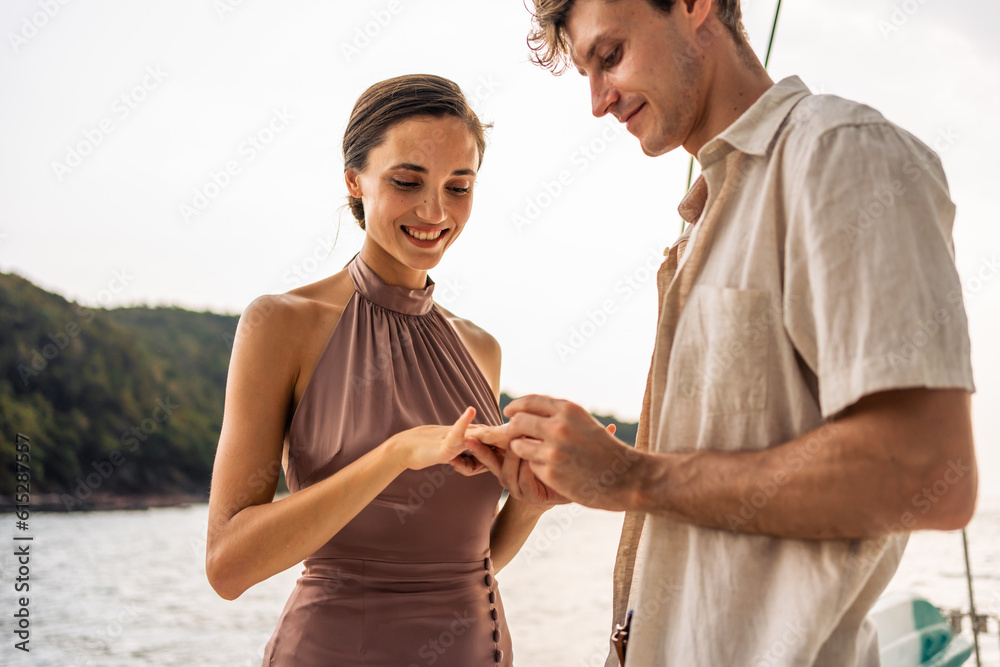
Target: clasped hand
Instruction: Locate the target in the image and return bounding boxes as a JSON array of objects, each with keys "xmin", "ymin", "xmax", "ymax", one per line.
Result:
[{"xmin": 449, "ymin": 395, "xmax": 631, "ymax": 511}]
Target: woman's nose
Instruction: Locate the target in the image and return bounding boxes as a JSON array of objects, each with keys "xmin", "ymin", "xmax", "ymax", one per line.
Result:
[{"xmin": 415, "ymin": 192, "xmax": 447, "ymax": 223}]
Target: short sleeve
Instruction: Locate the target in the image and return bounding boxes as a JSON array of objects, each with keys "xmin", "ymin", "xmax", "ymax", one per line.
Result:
[{"xmin": 781, "ymin": 121, "xmax": 975, "ymax": 418}]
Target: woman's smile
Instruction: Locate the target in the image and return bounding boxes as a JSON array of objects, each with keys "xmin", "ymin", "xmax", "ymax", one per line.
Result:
[{"xmin": 402, "ymin": 224, "xmax": 449, "ymax": 247}]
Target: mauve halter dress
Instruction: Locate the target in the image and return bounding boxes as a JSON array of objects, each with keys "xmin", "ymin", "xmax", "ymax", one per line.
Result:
[{"xmin": 261, "ymin": 255, "xmax": 514, "ymax": 666}]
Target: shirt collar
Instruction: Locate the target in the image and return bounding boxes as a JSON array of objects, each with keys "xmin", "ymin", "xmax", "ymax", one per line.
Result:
[
  {"xmin": 696, "ymin": 75, "xmax": 812, "ymax": 167},
  {"xmin": 677, "ymin": 176, "xmax": 709, "ymax": 225}
]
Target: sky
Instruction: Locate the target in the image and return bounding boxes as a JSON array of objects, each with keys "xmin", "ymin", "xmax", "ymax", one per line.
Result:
[{"xmin": 1, "ymin": 0, "xmax": 997, "ymax": 494}]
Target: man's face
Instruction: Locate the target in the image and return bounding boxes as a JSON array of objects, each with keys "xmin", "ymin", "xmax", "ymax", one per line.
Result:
[{"xmin": 566, "ymin": 0, "xmax": 704, "ymax": 156}]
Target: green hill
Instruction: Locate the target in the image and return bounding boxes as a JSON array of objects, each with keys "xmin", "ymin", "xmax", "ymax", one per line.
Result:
[
  {"xmin": 0, "ymin": 272, "xmax": 638, "ymax": 509},
  {"xmin": 0, "ymin": 272, "xmax": 237, "ymax": 506}
]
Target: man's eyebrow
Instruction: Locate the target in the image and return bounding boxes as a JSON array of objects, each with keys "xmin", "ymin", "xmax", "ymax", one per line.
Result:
[
  {"xmin": 573, "ymin": 33, "xmax": 608, "ymax": 76},
  {"xmin": 390, "ymin": 163, "xmax": 475, "ymax": 177}
]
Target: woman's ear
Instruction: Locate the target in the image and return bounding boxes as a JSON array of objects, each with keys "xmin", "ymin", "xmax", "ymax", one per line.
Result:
[{"xmin": 344, "ymin": 168, "xmax": 363, "ymax": 198}]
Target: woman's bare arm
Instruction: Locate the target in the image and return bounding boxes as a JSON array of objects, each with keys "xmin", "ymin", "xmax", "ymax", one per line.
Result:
[
  {"xmin": 489, "ymin": 496, "xmax": 550, "ymax": 571},
  {"xmin": 206, "ymin": 295, "xmax": 475, "ymax": 600}
]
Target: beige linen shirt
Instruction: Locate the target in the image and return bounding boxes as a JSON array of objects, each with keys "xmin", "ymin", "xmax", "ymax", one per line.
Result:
[{"xmin": 606, "ymin": 76, "xmax": 975, "ymax": 667}]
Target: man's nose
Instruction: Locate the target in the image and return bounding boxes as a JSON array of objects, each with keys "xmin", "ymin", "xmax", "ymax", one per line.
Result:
[{"xmin": 591, "ymin": 78, "xmax": 617, "ymax": 118}]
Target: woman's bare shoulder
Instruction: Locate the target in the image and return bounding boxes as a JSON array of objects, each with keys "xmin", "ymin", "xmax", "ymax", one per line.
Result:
[
  {"xmin": 437, "ymin": 305, "xmax": 502, "ymax": 396},
  {"xmin": 239, "ymin": 269, "xmax": 356, "ymax": 338}
]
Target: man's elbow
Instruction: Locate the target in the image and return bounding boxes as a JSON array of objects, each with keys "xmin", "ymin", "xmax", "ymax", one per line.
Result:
[{"xmin": 908, "ymin": 451, "xmax": 978, "ymax": 531}]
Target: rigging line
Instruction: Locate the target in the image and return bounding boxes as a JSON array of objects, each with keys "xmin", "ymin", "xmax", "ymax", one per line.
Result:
[
  {"xmin": 764, "ymin": 0, "xmax": 784, "ymax": 69},
  {"xmin": 962, "ymin": 529, "xmax": 983, "ymax": 667},
  {"xmin": 681, "ymin": 0, "xmax": 785, "ymax": 235}
]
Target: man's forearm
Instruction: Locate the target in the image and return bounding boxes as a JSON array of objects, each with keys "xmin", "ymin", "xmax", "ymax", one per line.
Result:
[{"xmin": 628, "ymin": 389, "xmax": 977, "ymax": 539}]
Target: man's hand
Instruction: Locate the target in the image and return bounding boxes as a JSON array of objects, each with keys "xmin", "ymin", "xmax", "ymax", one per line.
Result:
[
  {"xmin": 503, "ymin": 395, "xmax": 640, "ymax": 511},
  {"xmin": 460, "ymin": 423, "xmax": 570, "ymax": 506}
]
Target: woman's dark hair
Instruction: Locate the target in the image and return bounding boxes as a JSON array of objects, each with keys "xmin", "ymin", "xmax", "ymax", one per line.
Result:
[{"xmin": 342, "ymin": 74, "xmax": 490, "ymax": 230}]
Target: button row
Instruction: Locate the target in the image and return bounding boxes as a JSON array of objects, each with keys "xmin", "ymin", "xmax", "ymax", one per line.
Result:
[{"xmin": 484, "ymin": 557, "xmax": 503, "ymax": 664}]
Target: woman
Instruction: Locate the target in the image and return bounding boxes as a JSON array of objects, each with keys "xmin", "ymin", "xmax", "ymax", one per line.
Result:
[{"xmin": 206, "ymin": 74, "xmax": 548, "ymax": 665}]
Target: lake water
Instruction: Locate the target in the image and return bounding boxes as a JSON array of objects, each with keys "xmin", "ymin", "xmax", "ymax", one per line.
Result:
[{"xmin": 1, "ymin": 497, "xmax": 998, "ymax": 666}]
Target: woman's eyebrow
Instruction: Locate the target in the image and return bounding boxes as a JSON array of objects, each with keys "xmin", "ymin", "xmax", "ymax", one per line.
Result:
[
  {"xmin": 390, "ymin": 162, "xmax": 475, "ymax": 177},
  {"xmin": 390, "ymin": 162, "xmax": 427, "ymax": 173}
]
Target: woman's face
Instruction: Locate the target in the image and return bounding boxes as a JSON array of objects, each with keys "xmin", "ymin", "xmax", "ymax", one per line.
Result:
[{"xmin": 346, "ymin": 115, "xmax": 480, "ymax": 286}]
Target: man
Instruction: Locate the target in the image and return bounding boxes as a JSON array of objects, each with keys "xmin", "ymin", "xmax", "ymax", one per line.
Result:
[{"xmin": 467, "ymin": 0, "xmax": 979, "ymax": 665}]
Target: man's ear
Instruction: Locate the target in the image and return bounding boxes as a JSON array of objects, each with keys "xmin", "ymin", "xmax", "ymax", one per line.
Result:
[
  {"xmin": 345, "ymin": 168, "xmax": 363, "ymax": 198},
  {"xmin": 681, "ymin": 0, "xmax": 713, "ymax": 32}
]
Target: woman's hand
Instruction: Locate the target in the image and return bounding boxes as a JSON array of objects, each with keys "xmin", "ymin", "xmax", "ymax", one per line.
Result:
[
  {"xmin": 454, "ymin": 422, "xmax": 618, "ymax": 507},
  {"xmin": 392, "ymin": 406, "xmax": 480, "ymax": 472}
]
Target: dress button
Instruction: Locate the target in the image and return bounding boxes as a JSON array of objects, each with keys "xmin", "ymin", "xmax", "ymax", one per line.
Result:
[
  {"xmin": 484, "ymin": 558, "xmax": 491, "ymax": 570},
  {"xmin": 490, "ymin": 607, "xmax": 498, "ymax": 621},
  {"xmin": 488, "ymin": 590, "xmax": 496, "ymax": 603},
  {"xmin": 484, "ymin": 573, "xmax": 494, "ymax": 587},
  {"xmin": 494, "ymin": 648, "xmax": 504, "ymax": 663},
  {"xmin": 493, "ymin": 628, "xmax": 501, "ymax": 642}
]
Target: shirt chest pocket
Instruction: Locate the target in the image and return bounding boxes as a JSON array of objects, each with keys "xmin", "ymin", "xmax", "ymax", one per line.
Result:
[{"xmin": 667, "ymin": 285, "xmax": 771, "ymax": 415}]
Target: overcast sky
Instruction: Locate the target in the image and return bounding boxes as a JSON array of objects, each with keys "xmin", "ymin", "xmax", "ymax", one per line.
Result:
[{"xmin": 1, "ymin": 0, "xmax": 997, "ymax": 494}]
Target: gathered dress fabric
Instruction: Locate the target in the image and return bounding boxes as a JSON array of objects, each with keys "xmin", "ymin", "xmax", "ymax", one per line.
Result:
[{"xmin": 262, "ymin": 255, "xmax": 513, "ymax": 666}]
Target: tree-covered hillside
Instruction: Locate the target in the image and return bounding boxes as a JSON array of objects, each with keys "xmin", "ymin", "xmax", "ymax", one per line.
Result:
[
  {"xmin": 0, "ymin": 272, "xmax": 237, "ymax": 504},
  {"xmin": 1, "ymin": 272, "xmax": 638, "ymax": 508}
]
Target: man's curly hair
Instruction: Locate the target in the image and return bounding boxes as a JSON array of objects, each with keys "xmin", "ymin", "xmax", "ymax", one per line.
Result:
[{"xmin": 527, "ymin": 0, "xmax": 749, "ymax": 73}]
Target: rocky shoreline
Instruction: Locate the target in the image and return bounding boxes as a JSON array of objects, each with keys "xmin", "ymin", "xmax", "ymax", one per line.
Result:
[{"xmin": 0, "ymin": 491, "xmax": 210, "ymax": 513}]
